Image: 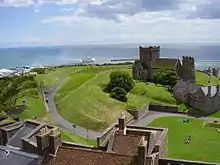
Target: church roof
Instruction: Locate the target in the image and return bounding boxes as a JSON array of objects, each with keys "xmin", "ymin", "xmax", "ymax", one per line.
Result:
[
  {"xmin": 201, "ymin": 86, "xmax": 218, "ymax": 97},
  {"xmin": 152, "ymin": 58, "xmax": 179, "ymax": 69},
  {"xmin": 175, "ymin": 80, "xmax": 219, "ymax": 97}
]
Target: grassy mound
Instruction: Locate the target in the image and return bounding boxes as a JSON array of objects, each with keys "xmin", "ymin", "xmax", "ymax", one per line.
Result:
[
  {"xmin": 196, "ymin": 71, "xmax": 219, "ymax": 86},
  {"xmin": 55, "ymin": 65, "xmax": 177, "ymax": 131},
  {"xmin": 127, "ymin": 82, "xmax": 176, "ymax": 109},
  {"xmin": 55, "ymin": 72, "xmax": 96, "ymax": 102},
  {"xmin": 148, "ymin": 116, "xmax": 220, "ymax": 163}
]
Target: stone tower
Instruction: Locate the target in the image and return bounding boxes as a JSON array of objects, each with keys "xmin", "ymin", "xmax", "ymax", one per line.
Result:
[
  {"xmin": 212, "ymin": 68, "xmax": 219, "ymax": 77},
  {"xmin": 139, "ymin": 46, "xmax": 160, "ymax": 79},
  {"xmin": 180, "ymin": 56, "xmax": 196, "ymax": 83}
]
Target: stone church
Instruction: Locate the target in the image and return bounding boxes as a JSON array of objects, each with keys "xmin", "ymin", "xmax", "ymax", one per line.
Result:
[
  {"xmin": 132, "ymin": 46, "xmax": 220, "ymax": 113},
  {"xmin": 132, "ymin": 46, "xmax": 196, "ymax": 83}
]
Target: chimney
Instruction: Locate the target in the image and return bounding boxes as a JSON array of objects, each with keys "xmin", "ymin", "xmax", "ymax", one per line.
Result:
[
  {"xmin": 49, "ymin": 128, "xmax": 61, "ymax": 155},
  {"xmin": 118, "ymin": 112, "xmax": 125, "ymax": 130},
  {"xmin": 36, "ymin": 126, "xmax": 51, "ymax": 156},
  {"xmin": 36, "ymin": 126, "xmax": 61, "ymax": 156},
  {"xmin": 208, "ymin": 86, "xmax": 211, "ymax": 97},
  {"xmin": 138, "ymin": 136, "xmax": 148, "ymax": 165}
]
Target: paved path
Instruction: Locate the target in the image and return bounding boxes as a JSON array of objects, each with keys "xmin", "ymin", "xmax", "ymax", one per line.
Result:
[
  {"xmin": 132, "ymin": 111, "xmax": 220, "ymax": 126},
  {"xmin": 45, "ymin": 77, "xmax": 102, "ymax": 139},
  {"xmin": 44, "ymin": 74, "xmax": 220, "ymax": 140}
]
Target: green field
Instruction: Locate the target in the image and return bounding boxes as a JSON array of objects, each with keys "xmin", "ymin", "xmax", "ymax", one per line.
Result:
[
  {"xmin": 148, "ymin": 116, "xmax": 220, "ymax": 163},
  {"xmin": 11, "ymin": 88, "xmax": 46, "ymax": 119},
  {"xmin": 196, "ymin": 71, "xmax": 219, "ymax": 86}
]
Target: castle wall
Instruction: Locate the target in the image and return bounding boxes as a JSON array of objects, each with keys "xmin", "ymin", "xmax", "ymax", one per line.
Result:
[
  {"xmin": 149, "ymin": 104, "xmax": 180, "ymax": 114},
  {"xmin": 159, "ymin": 158, "xmax": 220, "ymax": 165},
  {"xmin": 127, "ymin": 104, "xmax": 149, "ymax": 119},
  {"xmin": 193, "ymin": 95, "xmax": 220, "ymax": 114}
]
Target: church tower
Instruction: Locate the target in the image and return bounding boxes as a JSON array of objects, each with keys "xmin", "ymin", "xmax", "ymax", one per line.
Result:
[
  {"xmin": 139, "ymin": 46, "xmax": 160, "ymax": 79},
  {"xmin": 180, "ymin": 56, "xmax": 196, "ymax": 83}
]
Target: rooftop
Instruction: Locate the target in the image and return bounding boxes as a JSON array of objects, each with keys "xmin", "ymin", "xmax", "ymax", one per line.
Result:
[
  {"xmin": 0, "ymin": 145, "xmax": 40, "ymax": 165},
  {"xmin": 152, "ymin": 58, "xmax": 179, "ymax": 69},
  {"xmin": 44, "ymin": 146, "xmax": 137, "ymax": 165}
]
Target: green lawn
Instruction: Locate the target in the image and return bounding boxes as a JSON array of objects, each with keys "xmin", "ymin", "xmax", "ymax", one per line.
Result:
[
  {"xmin": 60, "ymin": 129, "xmax": 97, "ymax": 146},
  {"xmin": 209, "ymin": 111, "xmax": 220, "ymax": 118},
  {"xmin": 196, "ymin": 71, "xmax": 219, "ymax": 86},
  {"xmin": 127, "ymin": 82, "xmax": 176, "ymax": 109},
  {"xmin": 13, "ymin": 89, "xmax": 46, "ymax": 119},
  {"xmin": 148, "ymin": 116, "xmax": 220, "ymax": 163}
]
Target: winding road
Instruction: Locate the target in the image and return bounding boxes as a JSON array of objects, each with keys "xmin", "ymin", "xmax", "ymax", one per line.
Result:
[{"xmin": 44, "ymin": 75, "xmax": 220, "ymax": 140}]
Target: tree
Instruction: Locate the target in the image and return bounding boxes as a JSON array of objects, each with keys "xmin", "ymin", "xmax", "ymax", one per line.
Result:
[
  {"xmin": 30, "ymin": 68, "xmax": 45, "ymax": 74},
  {"xmin": 110, "ymin": 87, "xmax": 127, "ymax": 102},
  {"xmin": 105, "ymin": 71, "xmax": 134, "ymax": 93},
  {"xmin": 152, "ymin": 70, "xmax": 179, "ymax": 88}
]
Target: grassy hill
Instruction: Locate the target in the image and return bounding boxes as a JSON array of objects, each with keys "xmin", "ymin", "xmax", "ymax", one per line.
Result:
[
  {"xmin": 34, "ymin": 65, "xmax": 220, "ymax": 131},
  {"xmin": 54, "ymin": 65, "xmax": 176, "ymax": 131},
  {"xmin": 196, "ymin": 71, "xmax": 219, "ymax": 86}
]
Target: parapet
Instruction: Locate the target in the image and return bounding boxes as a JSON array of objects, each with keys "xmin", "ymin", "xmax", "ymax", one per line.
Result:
[
  {"xmin": 139, "ymin": 46, "xmax": 160, "ymax": 51},
  {"xmin": 182, "ymin": 56, "xmax": 195, "ymax": 65}
]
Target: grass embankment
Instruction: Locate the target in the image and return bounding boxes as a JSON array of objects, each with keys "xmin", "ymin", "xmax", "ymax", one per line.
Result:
[
  {"xmin": 44, "ymin": 114, "xmax": 96, "ymax": 146},
  {"xmin": 55, "ymin": 65, "xmax": 176, "ymax": 131},
  {"xmin": 148, "ymin": 116, "xmax": 220, "ymax": 163},
  {"xmin": 196, "ymin": 71, "xmax": 219, "ymax": 86},
  {"xmin": 36, "ymin": 66, "xmax": 85, "ymax": 89},
  {"xmin": 13, "ymin": 88, "xmax": 45, "ymax": 119}
]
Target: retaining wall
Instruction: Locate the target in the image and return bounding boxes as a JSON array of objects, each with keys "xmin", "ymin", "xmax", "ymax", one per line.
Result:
[
  {"xmin": 159, "ymin": 158, "xmax": 220, "ymax": 165},
  {"xmin": 127, "ymin": 104, "xmax": 149, "ymax": 119},
  {"xmin": 149, "ymin": 104, "xmax": 181, "ymax": 113}
]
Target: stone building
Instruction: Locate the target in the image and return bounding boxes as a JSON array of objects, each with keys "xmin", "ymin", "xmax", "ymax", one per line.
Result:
[
  {"xmin": 173, "ymin": 80, "xmax": 220, "ymax": 114},
  {"xmin": 132, "ymin": 46, "xmax": 196, "ymax": 83}
]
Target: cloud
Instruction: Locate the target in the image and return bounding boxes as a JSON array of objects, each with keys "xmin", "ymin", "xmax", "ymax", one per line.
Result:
[
  {"xmin": 192, "ymin": 0, "xmax": 220, "ymax": 19},
  {"xmin": 81, "ymin": 0, "xmax": 184, "ymax": 21}
]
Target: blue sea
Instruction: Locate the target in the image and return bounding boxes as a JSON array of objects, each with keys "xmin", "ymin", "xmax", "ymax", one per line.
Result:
[{"xmin": 0, "ymin": 43, "xmax": 220, "ymax": 69}]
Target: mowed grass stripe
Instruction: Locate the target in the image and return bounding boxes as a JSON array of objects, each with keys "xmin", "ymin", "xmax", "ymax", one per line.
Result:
[
  {"xmin": 148, "ymin": 116, "xmax": 220, "ymax": 163},
  {"xmin": 56, "ymin": 70, "xmax": 132, "ymax": 131},
  {"xmin": 55, "ymin": 72, "xmax": 96, "ymax": 103}
]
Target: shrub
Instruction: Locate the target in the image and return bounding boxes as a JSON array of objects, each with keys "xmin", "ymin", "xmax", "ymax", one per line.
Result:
[
  {"xmin": 105, "ymin": 71, "xmax": 134, "ymax": 93},
  {"xmin": 179, "ymin": 103, "xmax": 188, "ymax": 112},
  {"xmin": 152, "ymin": 70, "xmax": 179, "ymax": 88},
  {"xmin": 110, "ymin": 87, "xmax": 127, "ymax": 102},
  {"xmin": 19, "ymin": 80, "xmax": 37, "ymax": 90},
  {"xmin": 30, "ymin": 68, "xmax": 45, "ymax": 74}
]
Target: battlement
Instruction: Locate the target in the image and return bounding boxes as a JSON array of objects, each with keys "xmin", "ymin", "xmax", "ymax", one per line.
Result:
[
  {"xmin": 182, "ymin": 56, "xmax": 195, "ymax": 65},
  {"xmin": 139, "ymin": 46, "xmax": 160, "ymax": 51}
]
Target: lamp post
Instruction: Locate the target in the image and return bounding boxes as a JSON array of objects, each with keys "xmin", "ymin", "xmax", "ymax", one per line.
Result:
[
  {"xmin": 72, "ymin": 124, "xmax": 76, "ymax": 134},
  {"xmin": 87, "ymin": 129, "xmax": 89, "ymax": 142}
]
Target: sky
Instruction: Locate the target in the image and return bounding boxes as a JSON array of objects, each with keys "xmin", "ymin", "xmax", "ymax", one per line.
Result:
[{"xmin": 0, "ymin": 0, "xmax": 220, "ymax": 47}]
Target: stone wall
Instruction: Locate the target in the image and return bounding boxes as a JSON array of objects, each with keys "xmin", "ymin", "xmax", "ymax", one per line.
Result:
[
  {"xmin": 159, "ymin": 158, "xmax": 220, "ymax": 165},
  {"xmin": 155, "ymin": 129, "xmax": 168, "ymax": 158},
  {"xmin": 97, "ymin": 123, "xmax": 117, "ymax": 148},
  {"xmin": 149, "ymin": 104, "xmax": 181, "ymax": 113},
  {"xmin": 127, "ymin": 104, "xmax": 149, "ymax": 119}
]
